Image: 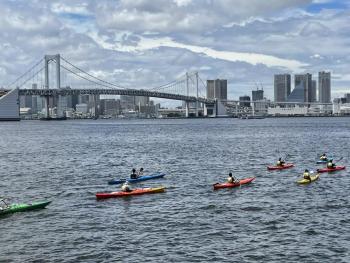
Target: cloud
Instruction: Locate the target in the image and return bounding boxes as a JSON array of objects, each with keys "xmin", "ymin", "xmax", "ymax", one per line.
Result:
[{"xmin": 0, "ymin": 0, "xmax": 349, "ymax": 104}]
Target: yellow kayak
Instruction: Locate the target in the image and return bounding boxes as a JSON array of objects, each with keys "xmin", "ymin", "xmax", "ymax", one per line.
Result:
[{"xmin": 297, "ymin": 174, "xmax": 320, "ymax": 184}]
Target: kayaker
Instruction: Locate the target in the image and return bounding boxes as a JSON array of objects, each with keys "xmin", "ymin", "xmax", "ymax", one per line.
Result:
[
  {"xmin": 130, "ymin": 168, "xmax": 138, "ymax": 179},
  {"xmin": 227, "ymin": 172, "xmax": 237, "ymax": 183},
  {"xmin": 121, "ymin": 182, "xmax": 132, "ymax": 192},
  {"xmin": 276, "ymin": 158, "xmax": 285, "ymax": 166},
  {"xmin": 303, "ymin": 169, "xmax": 312, "ymax": 182},
  {"xmin": 327, "ymin": 159, "xmax": 336, "ymax": 169},
  {"xmin": 320, "ymin": 153, "xmax": 327, "ymax": 160},
  {"xmin": 138, "ymin": 168, "xmax": 144, "ymax": 176}
]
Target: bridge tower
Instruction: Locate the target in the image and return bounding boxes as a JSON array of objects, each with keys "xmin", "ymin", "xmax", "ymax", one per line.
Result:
[
  {"xmin": 44, "ymin": 54, "xmax": 61, "ymax": 118},
  {"xmin": 184, "ymin": 72, "xmax": 200, "ymax": 118}
]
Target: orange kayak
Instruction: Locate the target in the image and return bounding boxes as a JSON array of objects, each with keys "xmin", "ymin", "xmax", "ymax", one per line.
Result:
[
  {"xmin": 96, "ymin": 187, "xmax": 165, "ymax": 199},
  {"xmin": 213, "ymin": 177, "xmax": 255, "ymax": 190}
]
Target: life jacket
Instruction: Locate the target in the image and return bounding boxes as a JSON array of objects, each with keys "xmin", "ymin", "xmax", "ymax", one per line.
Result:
[
  {"xmin": 303, "ymin": 172, "xmax": 310, "ymax": 179},
  {"xmin": 277, "ymin": 161, "xmax": 281, "ymax": 166},
  {"xmin": 320, "ymin": 156, "xmax": 327, "ymax": 160},
  {"xmin": 327, "ymin": 162, "xmax": 333, "ymax": 168},
  {"xmin": 130, "ymin": 173, "xmax": 137, "ymax": 179},
  {"xmin": 122, "ymin": 184, "xmax": 131, "ymax": 192},
  {"xmin": 227, "ymin": 177, "xmax": 234, "ymax": 183}
]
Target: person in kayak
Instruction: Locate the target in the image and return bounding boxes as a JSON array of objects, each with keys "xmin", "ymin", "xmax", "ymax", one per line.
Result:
[
  {"xmin": 327, "ymin": 159, "xmax": 336, "ymax": 169},
  {"xmin": 121, "ymin": 182, "xmax": 132, "ymax": 192},
  {"xmin": 138, "ymin": 168, "xmax": 144, "ymax": 177},
  {"xmin": 276, "ymin": 158, "xmax": 285, "ymax": 166},
  {"xmin": 320, "ymin": 153, "xmax": 327, "ymax": 160},
  {"xmin": 130, "ymin": 168, "xmax": 138, "ymax": 179},
  {"xmin": 303, "ymin": 169, "xmax": 312, "ymax": 182},
  {"xmin": 227, "ymin": 172, "xmax": 237, "ymax": 184}
]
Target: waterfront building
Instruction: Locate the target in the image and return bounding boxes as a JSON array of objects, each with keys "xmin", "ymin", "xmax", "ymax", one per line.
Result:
[
  {"xmin": 252, "ymin": 89, "xmax": 264, "ymax": 101},
  {"xmin": 0, "ymin": 89, "xmax": 20, "ymax": 121},
  {"xmin": 287, "ymin": 73, "xmax": 312, "ymax": 103},
  {"xmin": 100, "ymin": 99, "xmax": 120, "ymax": 116},
  {"xmin": 75, "ymin": 103, "xmax": 88, "ymax": 114},
  {"xmin": 239, "ymin": 95, "xmax": 251, "ymax": 107},
  {"xmin": 206, "ymin": 79, "xmax": 227, "ymax": 100},
  {"xmin": 319, "ymin": 71, "xmax": 331, "ymax": 103},
  {"xmin": 311, "ymin": 80, "xmax": 317, "ymax": 102},
  {"xmin": 120, "ymin": 95, "xmax": 135, "ymax": 110},
  {"xmin": 274, "ymin": 74, "xmax": 291, "ymax": 102},
  {"xmin": 268, "ymin": 105, "xmax": 308, "ymax": 116}
]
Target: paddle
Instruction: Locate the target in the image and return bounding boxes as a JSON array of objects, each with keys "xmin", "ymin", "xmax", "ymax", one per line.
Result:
[
  {"xmin": 0, "ymin": 198, "xmax": 9, "ymax": 208},
  {"xmin": 335, "ymin": 157, "xmax": 343, "ymax": 162}
]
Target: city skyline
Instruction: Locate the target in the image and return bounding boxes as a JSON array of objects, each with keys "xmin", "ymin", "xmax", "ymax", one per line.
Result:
[{"xmin": 0, "ymin": 1, "xmax": 350, "ymax": 107}]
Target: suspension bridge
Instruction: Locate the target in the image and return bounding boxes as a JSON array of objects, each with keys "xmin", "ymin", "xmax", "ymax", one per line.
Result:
[{"xmin": 3, "ymin": 54, "xmax": 217, "ymax": 119}]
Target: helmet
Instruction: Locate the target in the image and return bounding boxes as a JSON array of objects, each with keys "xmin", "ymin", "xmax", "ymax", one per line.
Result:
[
  {"xmin": 140, "ymin": 168, "xmax": 144, "ymax": 171},
  {"xmin": 132, "ymin": 168, "xmax": 136, "ymax": 172},
  {"xmin": 229, "ymin": 172, "xmax": 232, "ymax": 176},
  {"xmin": 305, "ymin": 169, "xmax": 309, "ymax": 172}
]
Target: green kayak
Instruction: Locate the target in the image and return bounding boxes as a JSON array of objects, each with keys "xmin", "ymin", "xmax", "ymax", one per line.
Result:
[{"xmin": 0, "ymin": 201, "xmax": 51, "ymax": 216}]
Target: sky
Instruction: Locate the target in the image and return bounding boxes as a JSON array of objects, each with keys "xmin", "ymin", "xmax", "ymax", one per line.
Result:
[{"xmin": 0, "ymin": 0, "xmax": 349, "ymax": 106}]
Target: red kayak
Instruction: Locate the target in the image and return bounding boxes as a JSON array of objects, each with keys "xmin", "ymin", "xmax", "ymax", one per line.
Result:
[
  {"xmin": 96, "ymin": 187, "xmax": 165, "ymax": 199},
  {"xmin": 213, "ymin": 177, "xmax": 255, "ymax": 190},
  {"xmin": 317, "ymin": 166, "xmax": 346, "ymax": 173},
  {"xmin": 267, "ymin": 163, "xmax": 294, "ymax": 170}
]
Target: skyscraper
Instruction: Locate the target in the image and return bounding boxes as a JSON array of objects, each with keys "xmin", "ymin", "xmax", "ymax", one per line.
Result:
[
  {"xmin": 292, "ymin": 73, "xmax": 312, "ymax": 102},
  {"xmin": 274, "ymin": 74, "xmax": 291, "ymax": 102},
  {"xmin": 311, "ymin": 80, "xmax": 317, "ymax": 102},
  {"xmin": 239, "ymin": 95, "xmax": 251, "ymax": 107},
  {"xmin": 318, "ymin": 71, "xmax": 331, "ymax": 103},
  {"xmin": 252, "ymin": 89, "xmax": 264, "ymax": 101},
  {"xmin": 206, "ymin": 79, "xmax": 227, "ymax": 100}
]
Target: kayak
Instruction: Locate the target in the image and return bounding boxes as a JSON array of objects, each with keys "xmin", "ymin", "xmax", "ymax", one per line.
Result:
[
  {"xmin": 108, "ymin": 172, "xmax": 166, "ymax": 185},
  {"xmin": 316, "ymin": 160, "xmax": 328, "ymax": 164},
  {"xmin": 317, "ymin": 166, "xmax": 346, "ymax": 173},
  {"xmin": 0, "ymin": 201, "xmax": 51, "ymax": 216},
  {"xmin": 213, "ymin": 177, "xmax": 255, "ymax": 190},
  {"xmin": 267, "ymin": 163, "xmax": 294, "ymax": 170},
  {"xmin": 96, "ymin": 187, "xmax": 166, "ymax": 199},
  {"xmin": 297, "ymin": 174, "xmax": 320, "ymax": 184}
]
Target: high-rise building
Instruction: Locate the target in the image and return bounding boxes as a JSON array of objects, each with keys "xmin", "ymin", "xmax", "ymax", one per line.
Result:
[
  {"xmin": 287, "ymin": 73, "xmax": 312, "ymax": 103},
  {"xmin": 345, "ymin": 93, "xmax": 350, "ymax": 103},
  {"xmin": 252, "ymin": 89, "xmax": 264, "ymax": 101},
  {"xmin": 274, "ymin": 74, "xmax": 291, "ymax": 102},
  {"xmin": 319, "ymin": 71, "xmax": 331, "ymax": 103},
  {"xmin": 311, "ymin": 80, "xmax": 317, "ymax": 102},
  {"xmin": 100, "ymin": 99, "xmax": 119, "ymax": 115},
  {"xmin": 239, "ymin": 95, "xmax": 251, "ymax": 107},
  {"xmin": 120, "ymin": 95, "xmax": 135, "ymax": 110},
  {"xmin": 206, "ymin": 79, "xmax": 227, "ymax": 100}
]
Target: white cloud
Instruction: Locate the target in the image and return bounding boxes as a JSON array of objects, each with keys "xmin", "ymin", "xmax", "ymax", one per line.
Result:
[{"xmin": 0, "ymin": 0, "xmax": 349, "ymax": 101}]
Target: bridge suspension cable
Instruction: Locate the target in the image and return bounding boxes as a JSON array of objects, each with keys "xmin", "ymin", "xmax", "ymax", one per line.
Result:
[
  {"xmin": 7, "ymin": 58, "xmax": 44, "ymax": 88},
  {"xmin": 60, "ymin": 56, "xmax": 126, "ymax": 89}
]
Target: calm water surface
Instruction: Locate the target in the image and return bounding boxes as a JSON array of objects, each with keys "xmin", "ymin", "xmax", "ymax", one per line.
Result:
[{"xmin": 0, "ymin": 117, "xmax": 350, "ymax": 262}]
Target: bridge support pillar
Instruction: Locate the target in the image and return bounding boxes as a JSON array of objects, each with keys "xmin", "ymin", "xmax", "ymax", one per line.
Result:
[
  {"xmin": 203, "ymin": 103, "xmax": 208, "ymax": 117},
  {"xmin": 44, "ymin": 96, "xmax": 50, "ymax": 119},
  {"xmin": 185, "ymin": 101, "xmax": 189, "ymax": 118}
]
